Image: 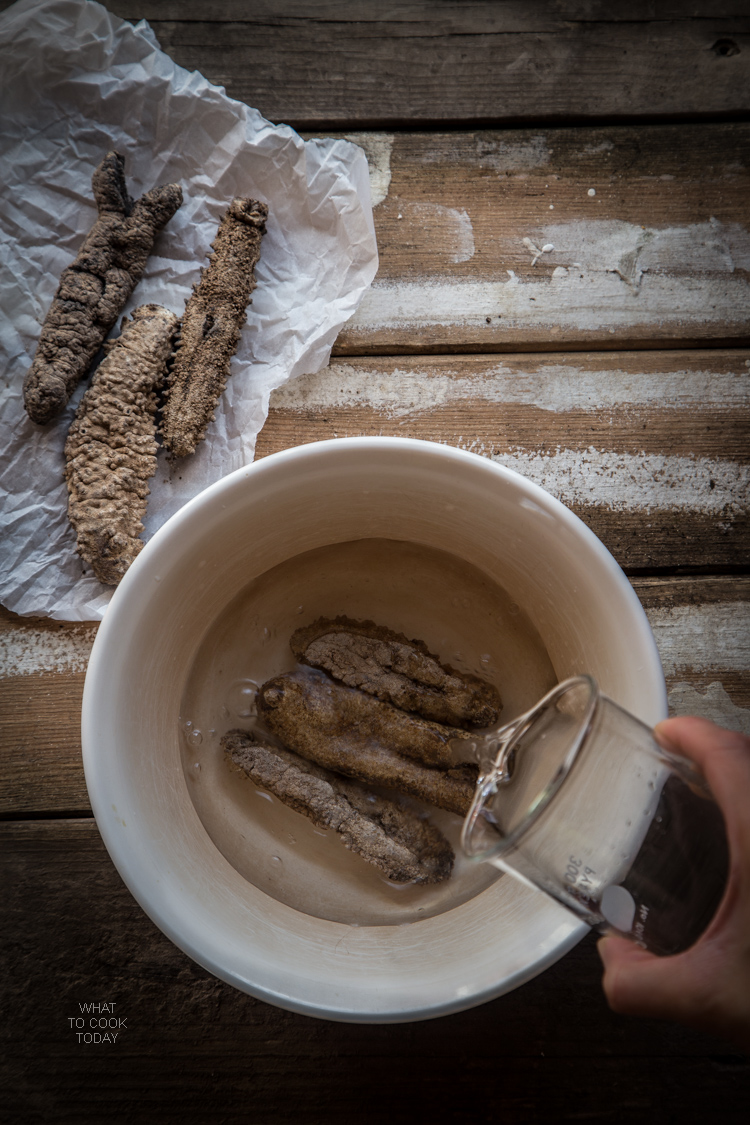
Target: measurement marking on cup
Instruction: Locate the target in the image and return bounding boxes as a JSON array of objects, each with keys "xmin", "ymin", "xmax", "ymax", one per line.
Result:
[{"xmin": 564, "ymin": 855, "xmax": 596, "ymax": 899}]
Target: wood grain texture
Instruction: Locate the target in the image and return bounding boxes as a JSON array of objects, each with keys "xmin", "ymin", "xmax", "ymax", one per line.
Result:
[
  {"xmin": 1, "ymin": 818, "xmax": 748, "ymax": 1125},
  {"xmin": 258, "ymin": 350, "xmax": 750, "ymax": 569},
  {"xmin": 100, "ymin": 2, "xmax": 750, "ymax": 127},
  {"xmin": 2, "ymin": 577, "xmax": 748, "ymax": 816},
  {"xmin": 326, "ymin": 126, "xmax": 750, "ymax": 353}
]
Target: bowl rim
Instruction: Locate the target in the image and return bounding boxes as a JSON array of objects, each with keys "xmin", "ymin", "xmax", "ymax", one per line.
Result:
[{"xmin": 82, "ymin": 436, "xmax": 666, "ymax": 1022}]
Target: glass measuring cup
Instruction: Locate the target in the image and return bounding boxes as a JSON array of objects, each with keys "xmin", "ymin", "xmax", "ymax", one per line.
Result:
[{"xmin": 460, "ymin": 676, "xmax": 729, "ymax": 955}]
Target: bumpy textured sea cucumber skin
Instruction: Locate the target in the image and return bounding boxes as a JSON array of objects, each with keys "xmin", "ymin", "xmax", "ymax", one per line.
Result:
[
  {"xmin": 160, "ymin": 197, "xmax": 268, "ymax": 457},
  {"xmin": 257, "ymin": 669, "xmax": 478, "ymax": 817},
  {"xmin": 291, "ymin": 615, "xmax": 503, "ymax": 727},
  {"xmin": 222, "ymin": 730, "xmax": 454, "ymax": 884},
  {"xmin": 64, "ymin": 304, "xmax": 178, "ymax": 586},
  {"xmin": 23, "ymin": 151, "xmax": 182, "ymax": 424}
]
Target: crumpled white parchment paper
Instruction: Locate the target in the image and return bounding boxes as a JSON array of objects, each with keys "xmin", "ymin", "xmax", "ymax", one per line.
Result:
[{"xmin": 0, "ymin": 0, "xmax": 378, "ymax": 621}]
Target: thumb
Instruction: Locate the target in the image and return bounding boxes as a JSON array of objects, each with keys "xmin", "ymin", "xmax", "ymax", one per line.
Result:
[{"xmin": 597, "ymin": 936, "xmax": 702, "ymax": 1023}]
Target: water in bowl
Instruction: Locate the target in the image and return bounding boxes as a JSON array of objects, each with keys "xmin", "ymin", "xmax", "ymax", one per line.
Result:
[{"xmin": 180, "ymin": 538, "xmax": 557, "ymax": 926}]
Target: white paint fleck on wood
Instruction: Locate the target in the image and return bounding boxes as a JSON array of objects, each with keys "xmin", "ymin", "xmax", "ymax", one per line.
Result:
[
  {"xmin": 272, "ymin": 361, "xmax": 748, "ymax": 416},
  {"xmin": 647, "ymin": 604, "xmax": 750, "ymax": 675},
  {"xmin": 345, "ymin": 132, "xmax": 394, "ymax": 205},
  {"xmin": 579, "ymin": 140, "xmax": 614, "ymax": 156},
  {"xmin": 488, "ymin": 448, "xmax": 749, "ymax": 517},
  {"xmin": 523, "ymin": 237, "xmax": 554, "ymax": 266},
  {"xmin": 0, "ymin": 623, "xmax": 96, "ymax": 677},
  {"xmin": 667, "ymin": 681, "xmax": 750, "ymax": 735}
]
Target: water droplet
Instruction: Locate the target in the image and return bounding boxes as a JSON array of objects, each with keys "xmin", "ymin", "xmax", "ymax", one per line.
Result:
[
  {"xmin": 193, "ymin": 761, "xmax": 201, "ymax": 773},
  {"xmin": 154, "ymin": 575, "xmax": 162, "ymax": 582},
  {"xmin": 480, "ymin": 653, "xmax": 491, "ymax": 665},
  {"xmin": 256, "ymin": 791, "xmax": 273, "ymax": 803},
  {"xmin": 508, "ymin": 602, "xmax": 520, "ymax": 617},
  {"xmin": 182, "ymin": 718, "xmax": 193, "ymax": 731},
  {"xmin": 226, "ymin": 679, "xmax": 259, "ymax": 718},
  {"xmin": 271, "ymin": 855, "xmax": 281, "ymax": 864},
  {"xmin": 296, "ymin": 605, "xmax": 304, "ymax": 614},
  {"xmin": 188, "ymin": 729, "xmax": 203, "ymax": 746}
]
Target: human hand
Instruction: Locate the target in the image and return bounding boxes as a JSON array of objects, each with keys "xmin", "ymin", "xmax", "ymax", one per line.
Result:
[{"xmin": 597, "ymin": 716, "xmax": 750, "ymax": 1052}]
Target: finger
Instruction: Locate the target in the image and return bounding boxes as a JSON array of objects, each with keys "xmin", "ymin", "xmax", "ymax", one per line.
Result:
[
  {"xmin": 597, "ymin": 935, "xmax": 706, "ymax": 1024},
  {"xmin": 654, "ymin": 716, "xmax": 750, "ymax": 779},
  {"xmin": 653, "ymin": 717, "xmax": 750, "ymax": 851}
]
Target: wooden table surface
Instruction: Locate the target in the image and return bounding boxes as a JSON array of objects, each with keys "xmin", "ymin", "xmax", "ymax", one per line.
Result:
[{"xmin": 2, "ymin": 3, "xmax": 750, "ymax": 1122}]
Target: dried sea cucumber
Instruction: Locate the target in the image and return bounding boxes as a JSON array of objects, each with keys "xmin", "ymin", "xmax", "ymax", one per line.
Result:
[
  {"xmin": 64, "ymin": 304, "xmax": 178, "ymax": 585},
  {"xmin": 265, "ymin": 666, "xmax": 470, "ymax": 769},
  {"xmin": 291, "ymin": 616, "xmax": 502, "ymax": 728},
  {"xmin": 257, "ymin": 669, "xmax": 478, "ymax": 817},
  {"xmin": 223, "ymin": 730, "xmax": 454, "ymax": 884},
  {"xmin": 161, "ymin": 197, "xmax": 268, "ymax": 457},
  {"xmin": 23, "ymin": 151, "xmax": 182, "ymax": 424}
]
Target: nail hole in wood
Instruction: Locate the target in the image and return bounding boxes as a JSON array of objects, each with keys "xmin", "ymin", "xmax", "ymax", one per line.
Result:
[{"xmin": 711, "ymin": 39, "xmax": 740, "ymax": 57}]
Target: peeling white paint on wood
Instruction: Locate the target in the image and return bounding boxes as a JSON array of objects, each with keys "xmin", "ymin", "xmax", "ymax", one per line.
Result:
[
  {"xmin": 487, "ymin": 447, "xmax": 749, "ymax": 517},
  {"xmin": 538, "ymin": 218, "xmax": 750, "ymax": 290},
  {"xmin": 347, "ymin": 218, "xmax": 750, "ymax": 333},
  {"xmin": 667, "ymin": 681, "xmax": 750, "ymax": 735},
  {"xmin": 414, "ymin": 134, "xmax": 552, "ymax": 171},
  {"xmin": 400, "ymin": 201, "xmax": 475, "ymax": 262},
  {"xmin": 271, "ymin": 361, "xmax": 748, "ymax": 416},
  {"xmin": 345, "ymin": 132, "xmax": 394, "ymax": 206},
  {"xmin": 647, "ymin": 604, "xmax": 750, "ymax": 676},
  {"xmin": 0, "ymin": 623, "xmax": 96, "ymax": 677},
  {"xmin": 349, "ymin": 270, "xmax": 750, "ymax": 332}
]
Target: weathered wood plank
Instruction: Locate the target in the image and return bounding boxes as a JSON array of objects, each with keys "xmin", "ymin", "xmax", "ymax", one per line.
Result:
[
  {"xmin": 0, "ymin": 610, "xmax": 95, "ymax": 816},
  {"xmin": 99, "ymin": 3, "xmax": 750, "ymax": 127},
  {"xmin": 329, "ymin": 126, "xmax": 750, "ymax": 353},
  {"xmin": 639, "ymin": 577, "xmax": 750, "ymax": 734},
  {"xmin": 258, "ymin": 350, "xmax": 750, "ymax": 569},
  {"xmin": 2, "ymin": 576, "xmax": 748, "ymax": 816},
  {"xmin": 1, "ymin": 818, "xmax": 747, "ymax": 1125}
]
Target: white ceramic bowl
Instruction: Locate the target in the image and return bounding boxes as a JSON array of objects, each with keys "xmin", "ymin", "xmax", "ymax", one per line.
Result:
[{"xmin": 82, "ymin": 437, "xmax": 666, "ymax": 1022}]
